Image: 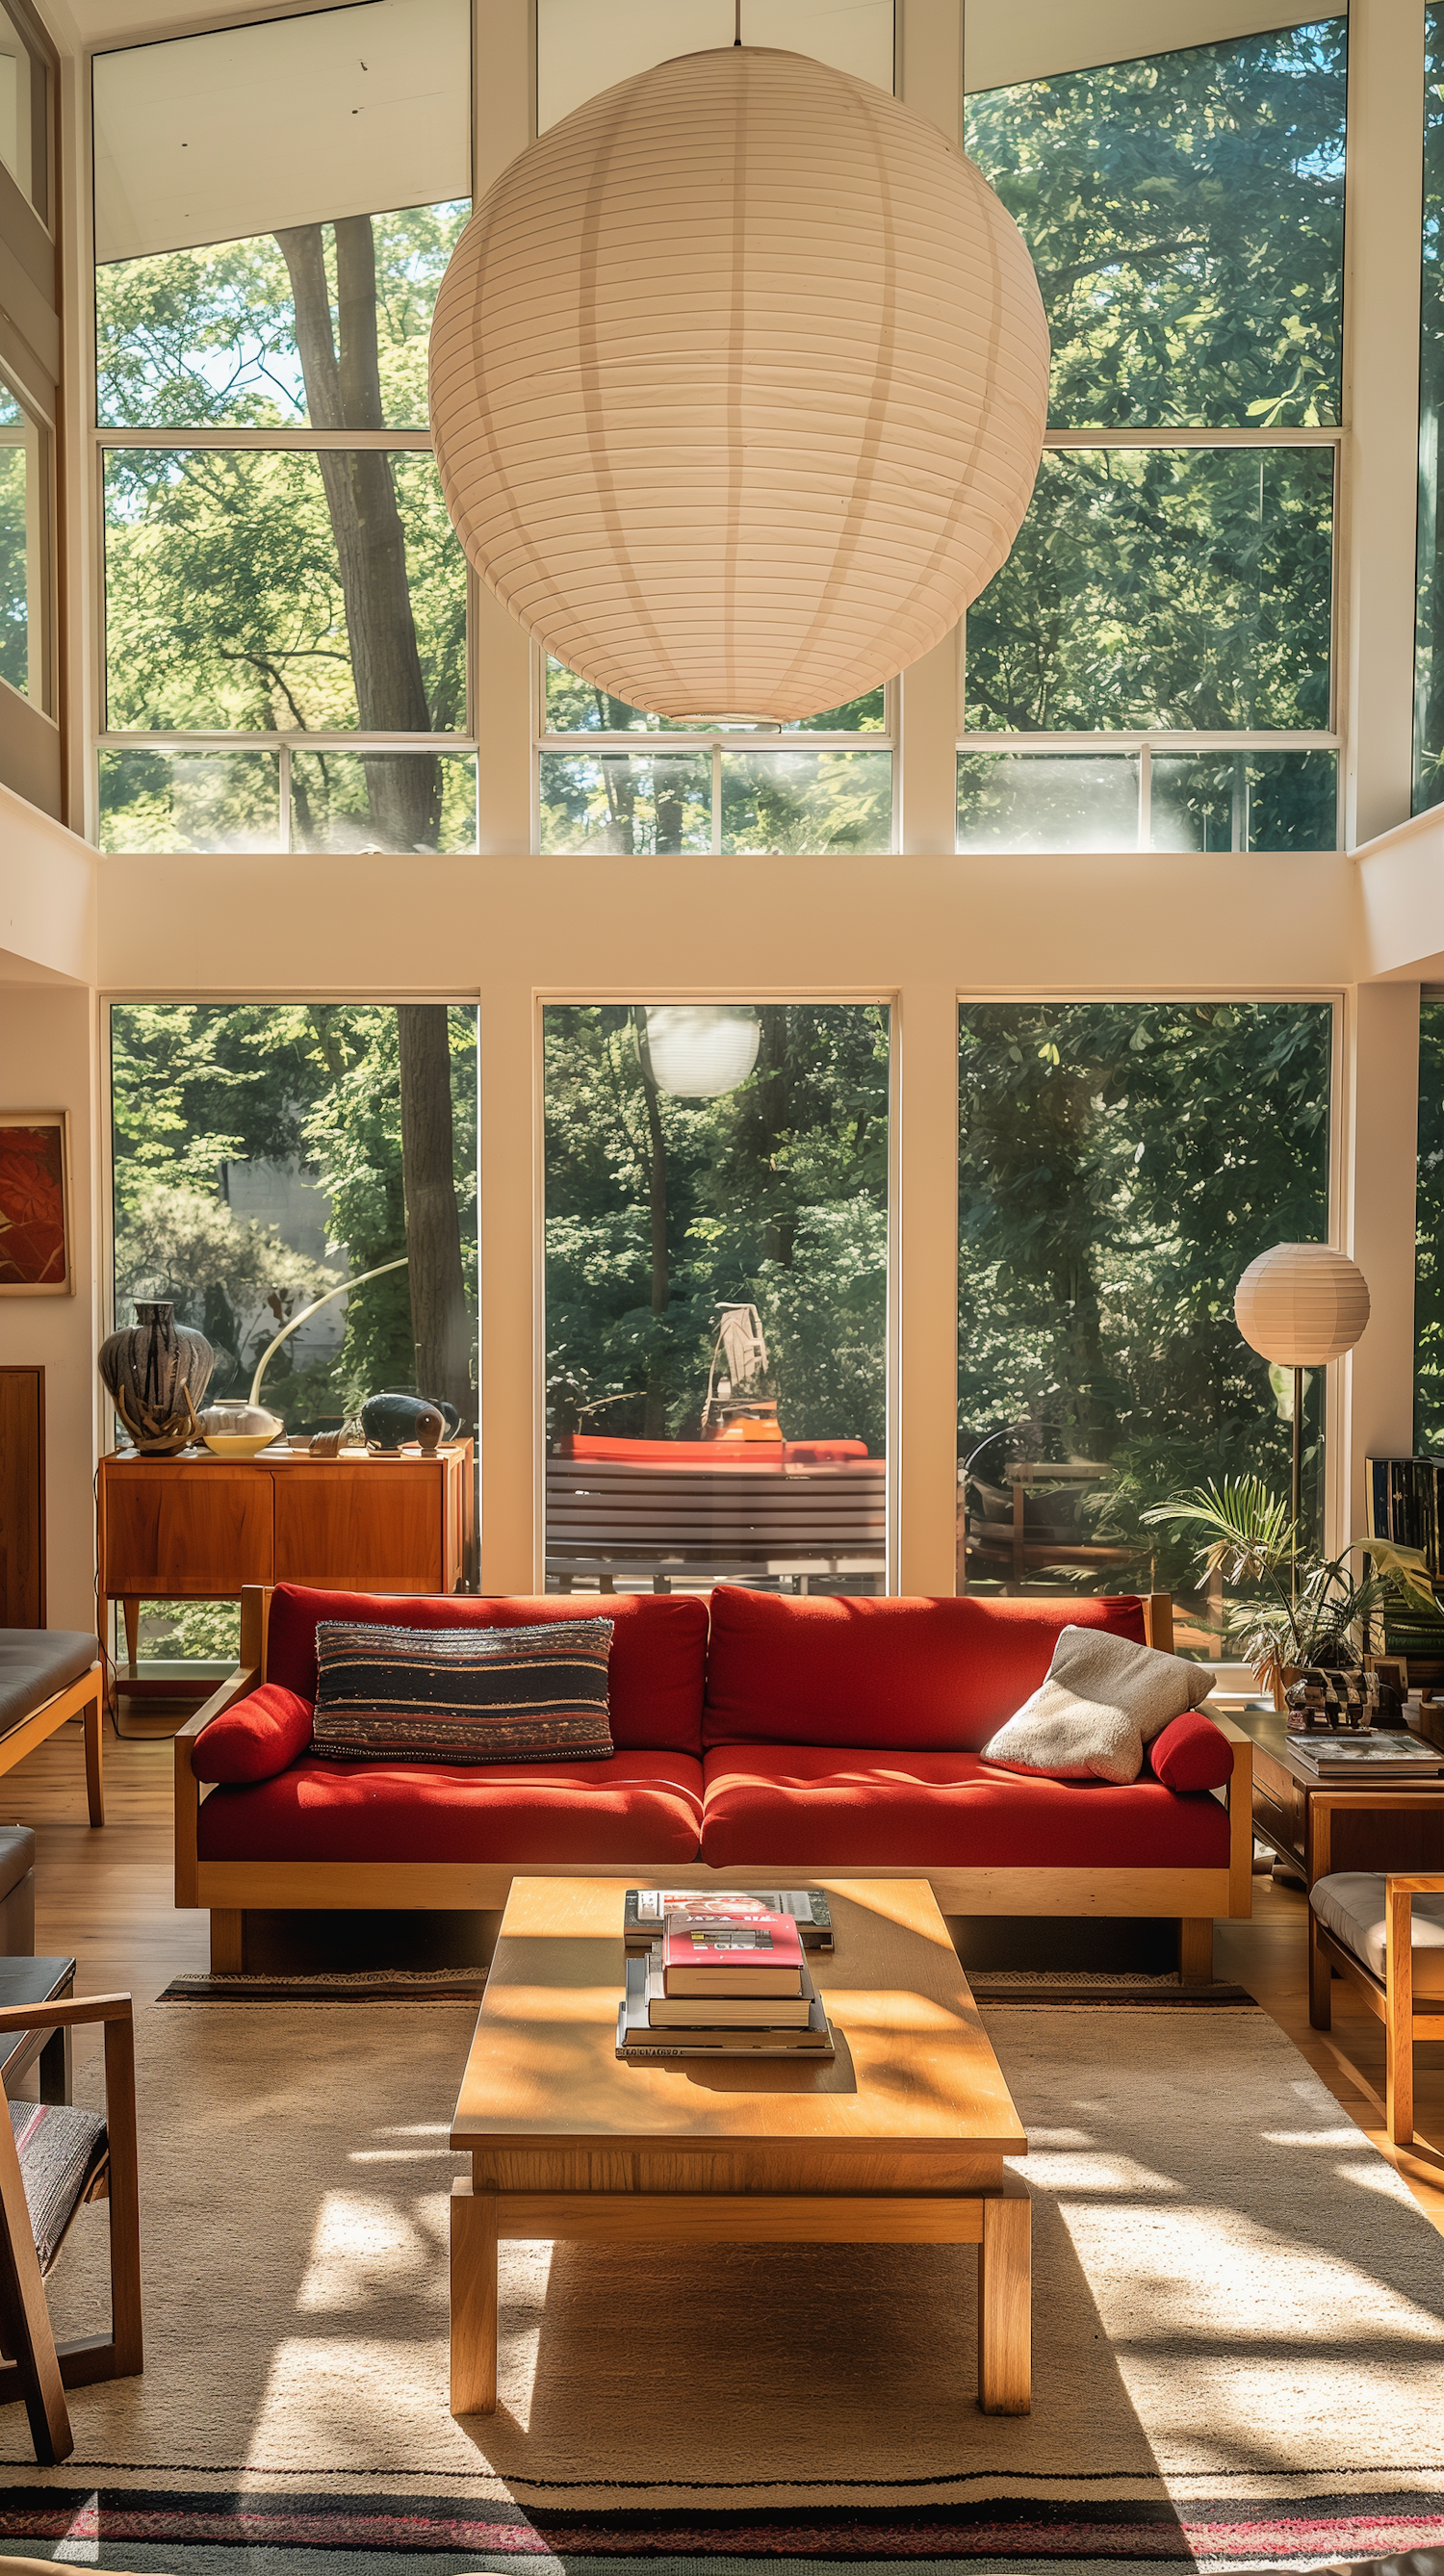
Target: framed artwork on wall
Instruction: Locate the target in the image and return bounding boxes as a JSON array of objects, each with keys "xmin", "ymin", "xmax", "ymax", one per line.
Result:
[{"xmin": 0, "ymin": 1112, "xmax": 74, "ymax": 1295}]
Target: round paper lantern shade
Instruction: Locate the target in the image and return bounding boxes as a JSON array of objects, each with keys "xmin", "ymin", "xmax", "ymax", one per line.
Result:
[
  {"xmin": 641, "ymin": 1006, "xmax": 760, "ymax": 1097},
  {"xmin": 1234, "ymin": 1244, "xmax": 1371, "ymax": 1370},
  {"xmin": 429, "ymin": 46, "xmax": 1050, "ymax": 721}
]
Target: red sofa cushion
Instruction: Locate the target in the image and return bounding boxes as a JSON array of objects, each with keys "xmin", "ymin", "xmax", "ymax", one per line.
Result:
[
  {"xmin": 702, "ymin": 1588, "xmax": 1151, "ymax": 1751},
  {"xmin": 699, "ymin": 1743, "xmax": 1230, "ymax": 1869},
  {"xmin": 1147, "ymin": 1709, "xmax": 1234, "ymax": 1793},
  {"xmin": 264, "ymin": 1585, "xmax": 708, "ymax": 1755},
  {"xmin": 197, "ymin": 1749, "xmax": 704, "ymax": 1866},
  {"xmin": 192, "ymin": 1682, "xmax": 314, "ymax": 1784}
]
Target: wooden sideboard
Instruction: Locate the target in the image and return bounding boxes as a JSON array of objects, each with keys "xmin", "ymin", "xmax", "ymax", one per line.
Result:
[{"xmin": 97, "ymin": 1443, "xmax": 475, "ymax": 1673}]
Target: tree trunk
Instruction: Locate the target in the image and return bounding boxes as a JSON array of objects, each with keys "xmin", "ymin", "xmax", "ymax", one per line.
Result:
[
  {"xmin": 397, "ymin": 1006, "xmax": 474, "ymax": 1429},
  {"xmin": 275, "ymin": 219, "xmax": 440, "ymax": 851},
  {"xmin": 633, "ymin": 1015, "xmax": 670, "ymax": 1439}
]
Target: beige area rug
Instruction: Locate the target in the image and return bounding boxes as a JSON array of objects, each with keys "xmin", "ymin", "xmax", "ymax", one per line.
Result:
[{"xmin": 0, "ymin": 2001, "xmax": 1438, "ymax": 2569}]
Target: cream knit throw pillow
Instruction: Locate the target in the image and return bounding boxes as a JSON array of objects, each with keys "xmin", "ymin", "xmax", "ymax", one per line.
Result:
[{"xmin": 982, "ymin": 1624, "xmax": 1214, "ymax": 1785}]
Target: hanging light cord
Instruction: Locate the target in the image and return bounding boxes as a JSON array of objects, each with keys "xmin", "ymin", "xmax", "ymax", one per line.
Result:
[{"xmin": 735, "ymin": 0, "xmax": 741, "ymax": 41}]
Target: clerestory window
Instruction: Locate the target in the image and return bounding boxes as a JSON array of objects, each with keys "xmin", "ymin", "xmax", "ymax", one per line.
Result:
[
  {"xmin": 958, "ymin": 7, "xmax": 1346, "ymax": 855},
  {"xmin": 91, "ymin": 0, "xmax": 474, "ymax": 855}
]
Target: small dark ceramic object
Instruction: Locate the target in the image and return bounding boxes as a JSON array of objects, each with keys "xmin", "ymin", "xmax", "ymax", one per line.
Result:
[{"xmin": 361, "ymin": 1391, "xmax": 450, "ymax": 1454}]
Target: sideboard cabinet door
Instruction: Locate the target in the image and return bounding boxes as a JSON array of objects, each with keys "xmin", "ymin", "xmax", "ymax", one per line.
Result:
[
  {"xmin": 103, "ymin": 1464, "xmax": 275, "ymax": 1595},
  {"xmin": 272, "ymin": 1459, "xmax": 456, "ymax": 1592}
]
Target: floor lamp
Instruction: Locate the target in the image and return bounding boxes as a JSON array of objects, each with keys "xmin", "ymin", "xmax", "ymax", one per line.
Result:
[{"xmin": 1234, "ymin": 1243, "xmax": 1371, "ymax": 1576}]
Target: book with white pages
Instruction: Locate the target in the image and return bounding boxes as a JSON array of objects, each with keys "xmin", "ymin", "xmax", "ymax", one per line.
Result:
[{"xmin": 1287, "ymin": 1731, "xmax": 1443, "ymax": 1777}]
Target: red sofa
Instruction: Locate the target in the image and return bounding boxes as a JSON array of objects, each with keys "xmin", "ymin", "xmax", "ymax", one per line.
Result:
[{"xmin": 175, "ymin": 1582, "xmax": 1252, "ymax": 1972}]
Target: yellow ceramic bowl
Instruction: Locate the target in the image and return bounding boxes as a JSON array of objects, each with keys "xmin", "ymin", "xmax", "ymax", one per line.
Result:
[{"xmin": 201, "ymin": 1432, "xmax": 281, "ymax": 1457}]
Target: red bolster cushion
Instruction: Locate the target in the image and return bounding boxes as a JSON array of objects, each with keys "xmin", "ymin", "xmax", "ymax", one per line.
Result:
[
  {"xmin": 1147, "ymin": 1709, "xmax": 1233, "ymax": 1793},
  {"xmin": 193, "ymin": 1683, "xmax": 315, "ymax": 1784}
]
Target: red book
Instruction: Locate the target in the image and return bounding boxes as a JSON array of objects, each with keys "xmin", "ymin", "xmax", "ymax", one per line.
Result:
[{"xmin": 661, "ymin": 1907, "xmax": 805, "ymax": 1996}]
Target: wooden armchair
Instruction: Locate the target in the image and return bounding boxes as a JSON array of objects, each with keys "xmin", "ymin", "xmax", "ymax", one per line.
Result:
[
  {"xmin": 1309, "ymin": 1872, "xmax": 1444, "ymax": 2149},
  {"xmin": 0, "ymin": 1993, "xmax": 142, "ymax": 2460}
]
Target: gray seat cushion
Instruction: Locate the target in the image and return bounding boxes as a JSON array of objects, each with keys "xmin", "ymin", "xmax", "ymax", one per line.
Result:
[
  {"xmin": 1311, "ymin": 1870, "xmax": 1444, "ymax": 1997},
  {"xmin": 0, "ymin": 1633, "xmax": 97, "ymax": 1737},
  {"xmin": 0, "ymin": 1826, "xmax": 35, "ymax": 1905}
]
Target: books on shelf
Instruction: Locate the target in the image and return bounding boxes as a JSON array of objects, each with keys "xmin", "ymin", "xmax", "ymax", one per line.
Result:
[
  {"xmin": 661, "ymin": 1906, "xmax": 804, "ymax": 1996},
  {"xmin": 624, "ymin": 1887, "xmax": 833, "ymax": 1952},
  {"xmin": 1286, "ymin": 1730, "xmax": 1443, "ymax": 1778},
  {"xmin": 615, "ymin": 1954, "xmax": 836, "ymax": 2060}
]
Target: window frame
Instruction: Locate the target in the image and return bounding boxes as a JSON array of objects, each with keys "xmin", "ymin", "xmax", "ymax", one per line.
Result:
[
  {"xmin": 87, "ymin": 13, "xmax": 477, "ymax": 856},
  {"xmin": 959, "ymin": 425, "xmax": 1345, "ymax": 852}
]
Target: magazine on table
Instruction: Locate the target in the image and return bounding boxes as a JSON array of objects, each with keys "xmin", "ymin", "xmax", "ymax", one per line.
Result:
[{"xmin": 624, "ymin": 1888, "xmax": 834, "ymax": 1951}]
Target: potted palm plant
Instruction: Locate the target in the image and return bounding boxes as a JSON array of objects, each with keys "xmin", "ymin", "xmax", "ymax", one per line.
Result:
[{"xmin": 1142, "ymin": 1476, "xmax": 1438, "ymax": 1711}]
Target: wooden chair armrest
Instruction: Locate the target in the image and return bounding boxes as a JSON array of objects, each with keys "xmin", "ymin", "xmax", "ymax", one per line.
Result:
[
  {"xmin": 1207, "ymin": 1713, "xmax": 1251, "ymax": 1742},
  {"xmin": 178, "ymin": 1664, "xmax": 262, "ymax": 1740},
  {"xmin": 1385, "ymin": 1873, "xmax": 1444, "ymax": 1895},
  {"xmin": 0, "ymin": 1994, "xmax": 132, "ymax": 2036}
]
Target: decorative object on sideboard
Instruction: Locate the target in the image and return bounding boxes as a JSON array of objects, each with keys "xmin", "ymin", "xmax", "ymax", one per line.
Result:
[
  {"xmin": 98, "ymin": 1299, "xmax": 214, "ymax": 1455},
  {"xmin": 196, "ymin": 1399, "xmax": 283, "ymax": 1458},
  {"xmin": 429, "ymin": 45, "xmax": 1049, "ymax": 722},
  {"xmin": 360, "ymin": 1391, "xmax": 459, "ymax": 1454},
  {"xmin": 0, "ymin": 1111, "xmax": 74, "ymax": 1296}
]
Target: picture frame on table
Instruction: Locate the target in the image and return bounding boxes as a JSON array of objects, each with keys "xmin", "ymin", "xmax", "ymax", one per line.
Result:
[{"xmin": 0, "ymin": 1112, "xmax": 75, "ymax": 1295}]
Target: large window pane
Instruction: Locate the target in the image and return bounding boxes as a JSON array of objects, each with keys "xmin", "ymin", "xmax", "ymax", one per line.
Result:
[
  {"xmin": 0, "ymin": 387, "xmax": 42, "ymax": 707},
  {"xmin": 965, "ymin": 448, "xmax": 1333, "ymax": 734},
  {"xmin": 99, "ymin": 748, "xmax": 281, "ymax": 852},
  {"xmin": 958, "ymin": 1001, "xmax": 1332, "ymax": 1634},
  {"xmin": 1150, "ymin": 749, "xmax": 1337, "ymax": 852},
  {"xmin": 957, "ymin": 752, "xmax": 1139, "ymax": 852},
  {"xmin": 966, "ymin": 18, "xmax": 1346, "ymax": 430},
  {"xmin": 720, "ymin": 750, "xmax": 892, "ymax": 855},
  {"xmin": 1418, "ymin": 5, "xmax": 1444, "ymax": 811},
  {"xmin": 96, "ymin": 203, "xmax": 469, "ymax": 433},
  {"xmin": 545, "ymin": 1003, "xmax": 889, "ymax": 1595},
  {"xmin": 109, "ymin": 1002, "xmax": 478, "ymax": 1658},
  {"xmin": 540, "ymin": 752, "xmax": 711, "ymax": 854},
  {"xmin": 104, "ymin": 450, "xmax": 465, "ymax": 734},
  {"xmin": 290, "ymin": 750, "xmax": 477, "ymax": 854}
]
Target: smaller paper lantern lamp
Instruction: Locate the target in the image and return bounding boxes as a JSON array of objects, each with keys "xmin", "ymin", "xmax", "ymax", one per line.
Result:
[
  {"xmin": 639, "ymin": 1006, "xmax": 761, "ymax": 1098},
  {"xmin": 1234, "ymin": 1243, "xmax": 1370, "ymax": 1530}
]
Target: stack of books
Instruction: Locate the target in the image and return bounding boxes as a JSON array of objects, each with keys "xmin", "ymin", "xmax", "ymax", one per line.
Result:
[
  {"xmin": 615, "ymin": 1894, "xmax": 837, "ymax": 2062},
  {"xmin": 1286, "ymin": 1729, "xmax": 1443, "ymax": 1778}
]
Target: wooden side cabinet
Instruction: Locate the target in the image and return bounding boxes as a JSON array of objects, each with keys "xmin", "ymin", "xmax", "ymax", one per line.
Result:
[{"xmin": 97, "ymin": 1442, "xmax": 475, "ymax": 1674}]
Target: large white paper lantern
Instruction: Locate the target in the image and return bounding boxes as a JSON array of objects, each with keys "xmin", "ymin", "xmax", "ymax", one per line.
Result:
[
  {"xmin": 1234, "ymin": 1243, "xmax": 1371, "ymax": 1369},
  {"xmin": 429, "ymin": 45, "xmax": 1049, "ymax": 720}
]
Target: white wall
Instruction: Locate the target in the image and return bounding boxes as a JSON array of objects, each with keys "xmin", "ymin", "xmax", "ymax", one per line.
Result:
[{"xmin": 0, "ymin": 980, "xmax": 98, "ymax": 1630}]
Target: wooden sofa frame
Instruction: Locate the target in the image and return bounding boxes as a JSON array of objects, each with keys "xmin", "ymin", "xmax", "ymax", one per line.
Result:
[
  {"xmin": 175, "ymin": 1586, "xmax": 1253, "ymax": 1977},
  {"xmin": 0, "ymin": 1663, "xmax": 102, "ymax": 1828}
]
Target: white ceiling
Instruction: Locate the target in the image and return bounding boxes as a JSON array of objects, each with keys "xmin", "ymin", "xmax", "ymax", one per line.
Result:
[
  {"xmin": 73, "ymin": 0, "xmax": 365, "ymax": 47},
  {"xmin": 965, "ymin": 0, "xmax": 1346, "ymax": 92},
  {"xmin": 93, "ymin": 0, "xmax": 469, "ymax": 260}
]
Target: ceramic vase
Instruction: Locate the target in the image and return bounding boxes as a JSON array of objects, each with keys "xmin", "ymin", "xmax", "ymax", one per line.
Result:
[
  {"xmin": 196, "ymin": 1398, "xmax": 283, "ymax": 1457},
  {"xmin": 98, "ymin": 1300, "xmax": 214, "ymax": 1453}
]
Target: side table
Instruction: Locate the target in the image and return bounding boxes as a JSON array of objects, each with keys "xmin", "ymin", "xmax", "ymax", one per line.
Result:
[
  {"xmin": 1228, "ymin": 1703, "xmax": 1444, "ymax": 1885},
  {"xmin": 0, "ymin": 1957, "xmax": 75, "ymax": 2103}
]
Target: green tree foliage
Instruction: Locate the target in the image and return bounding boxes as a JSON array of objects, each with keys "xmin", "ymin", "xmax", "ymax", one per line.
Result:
[
  {"xmin": 957, "ymin": 1001, "xmax": 1332, "ymax": 1591},
  {"xmin": 1416, "ymin": 998, "xmax": 1444, "ymax": 1450},
  {"xmin": 110, "ymin": 1003, "xmax": 477, "ymax": 1424},
  {"xmin": 966, "ymin": 448, "xmax": 1333, "ymax": 734},
  {"xmin": 966, "ymin": 20, "xmax": 1346, "ymax": 430},
  {"xmin": 1416, "ymin": 9, "xmax": 1444, "ymax": 810},
  {"xmin": 96, "ymin": 204, "xmax": 466, "ymax": 431},
  {"xmin": 544, "ymin": 1006, "xmax": 889, "ymax": 1455}
]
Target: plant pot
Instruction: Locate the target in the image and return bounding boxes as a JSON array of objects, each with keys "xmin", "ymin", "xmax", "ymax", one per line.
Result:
[{"xmin": 98, "ymin": 1300, "xmax": 214, "ymax": 1454}]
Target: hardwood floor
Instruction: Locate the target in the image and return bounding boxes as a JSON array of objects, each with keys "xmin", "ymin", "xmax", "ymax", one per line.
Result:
[{"xmin": 4, "ymin": 1720, "xmax": 1443, "ymax": 2231}]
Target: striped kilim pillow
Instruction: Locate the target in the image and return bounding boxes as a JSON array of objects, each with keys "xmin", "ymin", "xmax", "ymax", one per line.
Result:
[{"xmin": 311, "ymin": 1617, "xmax": 615, "ymax": 1765}]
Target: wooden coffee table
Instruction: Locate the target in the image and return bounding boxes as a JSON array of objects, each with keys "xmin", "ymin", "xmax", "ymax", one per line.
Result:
[{"xmin": 449, "ymin": 1875, "xmax": 1030, "ymax": 2415}]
